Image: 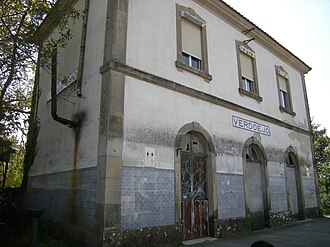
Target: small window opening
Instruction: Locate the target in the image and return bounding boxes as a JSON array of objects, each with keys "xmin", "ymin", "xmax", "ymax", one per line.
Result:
[
  {"xmin": 280, "ymin": 89, "xmax": 290, "ymax": 109},
  {"xmin": 246, "ymin": 146, "xmax": 259, "ymax": 161},
  {"xmin": 250, "ymin": 146, "xmax": 259, "ymax": 161},
  {"xmin": 242, "ymin": 77, "xmax": 255, "ymax": 94},
  {"xmin": 288, "ymin": 155, "xmax": 294, "ymax": 167},
  {"xmin": 182, "ymin": 52, "xmax": 201, "ymax": 70}
]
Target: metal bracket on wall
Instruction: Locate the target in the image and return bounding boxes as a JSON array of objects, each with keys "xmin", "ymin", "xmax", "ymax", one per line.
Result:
[
  {"xmin": 244, "ymin": 38, "xmax": 255, "ymax": 44},
  {"xmin": 242, "ymin": 27, "xmax": 255, "ymax": 35}
]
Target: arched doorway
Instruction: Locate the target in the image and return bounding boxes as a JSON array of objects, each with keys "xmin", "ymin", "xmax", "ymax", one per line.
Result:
[
  {"xmin": 242, "ymin": 137, "xmax": 269, "ymax": 231},
  {"xmin": 285, "ymin": 148, "xmax": 305, "ymax": 220},
  {"xmin": 174, "ymin": 122, "xmax": 216, "ymax": 241}
]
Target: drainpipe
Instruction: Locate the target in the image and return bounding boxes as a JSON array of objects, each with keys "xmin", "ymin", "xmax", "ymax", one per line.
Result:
[
  {"xmin": 51, "ymin": 48, "xmax": 79, "ymax": 128},
  {"xmin": 76, "ymin": 0, "xmax": 90, "ymax": 97}
]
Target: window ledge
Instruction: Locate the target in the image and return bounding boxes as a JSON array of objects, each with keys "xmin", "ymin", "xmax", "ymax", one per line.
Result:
[
  {"xmin": 238, "ymin": 88, "xmax": 263, "ymax": 102},
  {"xmin": 176, "ymin": 61, "xmax": 212, "ymax": 81},
  {"xmin": 279, "ymin": 106, "xmax": 296, "ymax": 116}
]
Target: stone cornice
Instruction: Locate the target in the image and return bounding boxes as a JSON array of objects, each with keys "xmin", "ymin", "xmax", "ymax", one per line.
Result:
[
  {"xmin": 193, "ymin": 0, "xmax": 312, "ymax": 74},
  {"xmin": 34, "ymin": 0, "xmax": 78, "ymax": 44}
]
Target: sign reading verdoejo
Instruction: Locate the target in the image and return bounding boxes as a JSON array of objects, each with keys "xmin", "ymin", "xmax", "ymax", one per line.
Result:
[{"xmin": 232, "ymin": 115, "xmax": 271, "ymax": 136}]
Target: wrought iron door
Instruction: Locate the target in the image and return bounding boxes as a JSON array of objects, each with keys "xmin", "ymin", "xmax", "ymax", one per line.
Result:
[{"xmin": 181, "ymin": 152, "xmax": 208, "ymax": 240}]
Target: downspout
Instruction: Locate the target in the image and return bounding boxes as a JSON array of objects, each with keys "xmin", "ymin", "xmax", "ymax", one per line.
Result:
[
  {"xmin": 76, "ymin": 0, "xmax": 90, "ymax": 97},
  {"xmin": 51, "ymin": 48, "xmax": 79, "ymax": 128}
]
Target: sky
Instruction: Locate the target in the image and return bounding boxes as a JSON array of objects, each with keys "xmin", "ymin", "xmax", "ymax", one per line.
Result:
[{"xmin": 223, "ymin": 0, "xmax": 330, "ymax": 131}]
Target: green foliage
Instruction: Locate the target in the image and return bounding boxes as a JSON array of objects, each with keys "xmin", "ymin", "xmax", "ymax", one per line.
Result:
[
  {"xmin": 0, "ymin": 0, "xmax": 81, "ymax": 187},
  {"xmin": 0, "ymin": 138, "xmax": 24, "ymax": 187},
  {"xmin": 0, "ymin": 0, "xmax": 80, "ymax": 135},
  {"xmin": 22, "ymin": 80, "xmax": 39, "ymax": 188},
  {"xmin": 4, "ymin": 146, "xmax": 25, "ymax": 187},
  {"xmin": 0, "ymin": 0, "xmax": 53, "ymax": 138},
  {"xmin": 0, "ymin": 0, "xmax": 55, "ymax": 188},
  {"xmin": 0, "ymin": 137, "xmax": 14, "ymax": 187},
  {"xmin": 0, "ymin": 138, "xmax": 14, "ymax": 163},
  {"xmin": 312, "ymin": 123, "xmax": 330, "ymax": 167},
  {"xmin": 320, "ymin": 191, "xmax": 330, "ymax": 215},
  {"xmin": 312, "ymin": 122, "xmax": 330, "ymax": 214}
]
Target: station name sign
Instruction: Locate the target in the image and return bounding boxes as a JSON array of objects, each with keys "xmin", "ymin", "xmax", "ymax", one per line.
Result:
[{"xmin": 232, "ymin": 116, "xmax": 271, "ymax": 136}]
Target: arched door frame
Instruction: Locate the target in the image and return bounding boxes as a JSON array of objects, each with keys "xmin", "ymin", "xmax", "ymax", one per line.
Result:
[
  {"xmin": 284, "ymin": 146, "xmax": 305, "ymax": 220},
  {"xmin": 242, "ymin": 136, "xmax": 270, "ymax": 228},
  {"xmin": 174, "ymin": 122, "xmax": 217, "ymax": 237}
]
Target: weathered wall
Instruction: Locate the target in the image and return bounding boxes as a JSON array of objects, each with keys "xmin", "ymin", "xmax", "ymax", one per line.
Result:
[
  {"xmin": 26, "ymin": 0, "xmax": 319, "ymax": 245},
  {"xmin": 123, "ymin": 76, "xmax": 313, "ymax": 165},
  {"xmin": 121, "ymin": 167, "xmax": 175, "ymax": 229},
  {"xmin": 26, "ymin": 167, "xmax": 97, "ymax": 228},
  {"xmin": 123, "ymin": 2, "xmax": 317, "ymax": 230},
  {"xmin": 122, "ymin": 75, "xmax": 315, "ymax": 222},
  {"xmin": 303, "ymin": 177, "xmax": 318, "ymax": 209},
  {"xmin": 126, "ymin": 0, "xmax": 309, "ymax": 131},
  {"xmin": 31, "ymin": 0, "xmax": 107, "ymax": 177},
  {"xmin": 217, "ymin": 173, "xmax": 245, "ymax": 219},
  {"xmin": 27, "ymin": 0, "xmax": 108, "ymax": 236}
]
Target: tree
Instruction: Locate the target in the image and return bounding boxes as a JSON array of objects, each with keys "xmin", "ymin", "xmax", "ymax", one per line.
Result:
[
  {"xmin": 0, "ymin": 137, "xmax": 24, "ymax": 187},
  {"xmin": 312, "ymin": 122, "xmax": 330, "ymax": 214},
  {"xmin": 0, "ymin": 0, "xmax": 80, "ymax": 187},
  {"xmin": 0, "ymin": 138, "xmax": 15, "ymax": 187},
  {"xmin": 1, "ymin": 0, "xmax": 49, "ymax": 137}
]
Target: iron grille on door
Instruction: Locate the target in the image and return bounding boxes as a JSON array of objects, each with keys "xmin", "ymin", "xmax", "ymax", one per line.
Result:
[{"xmin": 181, "ymin": 152, "xmax": 208, "ymax": 240}]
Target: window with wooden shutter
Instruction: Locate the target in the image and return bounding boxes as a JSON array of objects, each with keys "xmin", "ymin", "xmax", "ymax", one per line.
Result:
[
  {"xmin": 278, "ymin": 75, "xmax": 290, "ymax": 108},
  {"xmin": 176, "ymin": 4, "xmax": 212, "ymax": 81},
  {"xmin": 236, "ymin": 41, "xmax": 261, "ymax": 101},
  {"xmin": 240, "ymin": 52, "xmax": 254, "ymax": 82},
  {"xmin": 276, "ymin": 65, "xmax": 295, "ymax": 115},
  {"xmin": 181, "ymin": 18, "xmax": 202, "ymax": 61}
]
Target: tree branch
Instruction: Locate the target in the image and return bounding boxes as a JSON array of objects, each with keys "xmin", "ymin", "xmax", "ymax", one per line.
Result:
[{"xmin": 0, "ymin": 12, "xmax": 28, "ymax": 113}]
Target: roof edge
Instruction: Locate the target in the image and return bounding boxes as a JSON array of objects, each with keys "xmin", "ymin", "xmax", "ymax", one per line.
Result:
[
  {"xmin": 34, "ymin": 0, "xmax": 78, "ymax": 45},
  {"xmin": 193, "ymin": 0, "xmax": 312, "ymax": 74}
]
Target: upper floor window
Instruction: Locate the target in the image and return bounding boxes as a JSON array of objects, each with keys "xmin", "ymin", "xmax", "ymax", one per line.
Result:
[
  {"xmin": 279, "ymin": 76, "xmax": 290, "ymax": 108},
  {"xmin": 236, "ymin": 41, "xmax": 262, "ymax": 102},
  {"xmin": 181, "ymin": 18, "xmax": 202, "ymax": 70},
  {"xmin": 276, "ymin": 66, "xmax": 295, "ymax": 116},
  {"xmin": 175, "ymin": 4, "xmax": 212, "ymax": 81}
]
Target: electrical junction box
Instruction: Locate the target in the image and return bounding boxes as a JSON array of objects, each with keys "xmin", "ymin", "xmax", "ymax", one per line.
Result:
[{"xmin": 144, "ymin": 147, "xmax": 156, "ymax": 167}]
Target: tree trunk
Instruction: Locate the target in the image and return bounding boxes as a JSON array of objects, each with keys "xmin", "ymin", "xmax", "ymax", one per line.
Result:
[
  {"xmin": 22, "ymin": 49, "xmax": 41, "ymax": 189},
  {"xmin": 0, "ymin": 12, "xmax": 28, "ymax": 115},
  {"xmin": 2, "ymin": 162, "xmax": 9, "ymax": 187}
]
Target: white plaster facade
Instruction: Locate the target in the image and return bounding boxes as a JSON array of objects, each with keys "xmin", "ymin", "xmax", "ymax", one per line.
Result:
[
  {"xmin": 26, "ymin": 0, "xmax": 319, "ymax": 246},
  {"xmin": 30, "ymin": 0, "xmax": 106, "ymax": 176}
]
